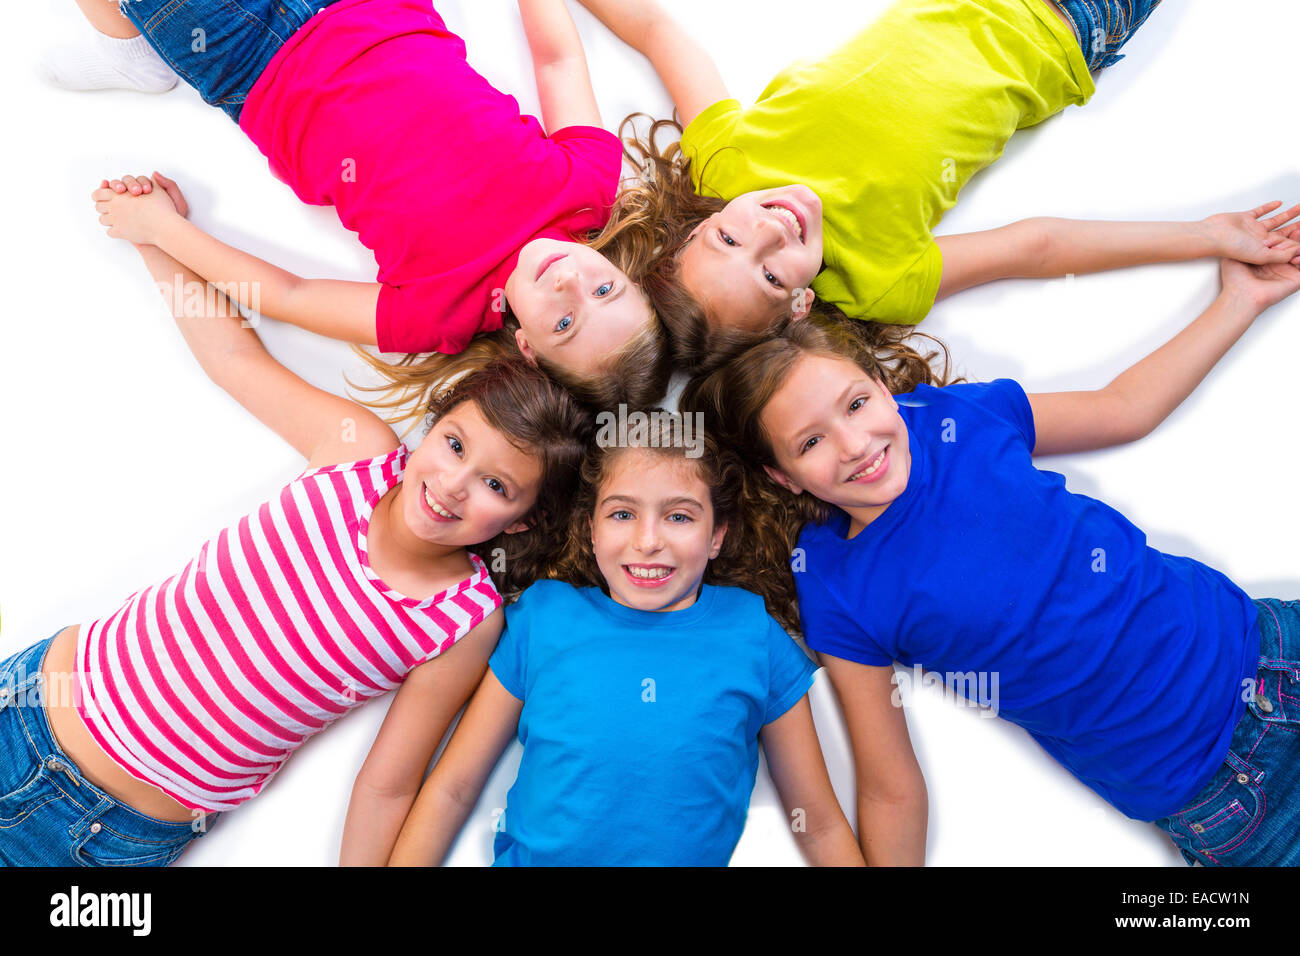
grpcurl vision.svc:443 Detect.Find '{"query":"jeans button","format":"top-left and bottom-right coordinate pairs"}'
top-left (46, 757), bottom-right (63, 772)
top-left (89, 822), bottom-right (102, 834)
top-left (1237, 773), bottom-right (1250, 785)
top-left (0, 687), bottom-right (9, 702)
top-left (1258, 696), bottom-right (1274, 714)
top-left (1191, 823), bottom-right (1205, 833)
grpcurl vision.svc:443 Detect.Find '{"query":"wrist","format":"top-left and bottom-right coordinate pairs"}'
top-left (1193, 219), bottom-right (1225, 258)
top-left (1217, 285), bottom-right (1266, 318)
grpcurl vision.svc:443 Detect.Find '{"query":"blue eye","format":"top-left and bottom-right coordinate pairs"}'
top-left (764, 268), bottom-right (781, 288)
top-left (720, 231), bottom-right (737, 246)
top-left (595, 282), bottom-right (613, 297)
top-left (611, 509), bottom-right (633, 520)
top-left (667, 513), bottom-right (692, 523)
top-left (555, 314), bottom-right (572, 333)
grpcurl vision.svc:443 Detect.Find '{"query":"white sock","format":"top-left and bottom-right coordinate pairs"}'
top-left (38, 31), bottom-right (178, 93)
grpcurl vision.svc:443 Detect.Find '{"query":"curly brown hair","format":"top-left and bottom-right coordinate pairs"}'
top-left (549, 410), bottom-right (807, 633)
top-left (352, 114), bottom-right (695, 421)
top-left (678, 316), bottom-right (957, 632)
top-left (425, 358), bottom-right (594, 602)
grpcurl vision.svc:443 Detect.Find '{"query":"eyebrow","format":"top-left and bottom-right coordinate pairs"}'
top-left (599, 494), bottom-right (705, 510)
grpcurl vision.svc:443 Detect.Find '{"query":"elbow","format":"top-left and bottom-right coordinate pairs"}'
top-left (1017, 218), bottom-right (1057, 276)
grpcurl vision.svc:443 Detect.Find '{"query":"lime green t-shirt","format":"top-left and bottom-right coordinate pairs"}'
top-left (679, 0), bottom-right (1094, 324)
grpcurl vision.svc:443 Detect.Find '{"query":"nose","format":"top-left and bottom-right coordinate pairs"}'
top-left (440, 467), bottom-right (471, 502)
top-left (552, 264), bottom-right (580, 292)
top-left (753, 214), bottom-right (787, 252)
top-left (634, 517), bottom-right (663, 553)
top-left (835, 422), bottom-right (870, 463)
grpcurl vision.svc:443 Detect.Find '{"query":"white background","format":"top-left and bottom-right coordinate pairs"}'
top-left (1, 0), bottom-right (1297, 866)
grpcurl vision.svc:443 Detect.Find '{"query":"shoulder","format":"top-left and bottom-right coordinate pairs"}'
top-left (508, 578), bottom-right (585, 617)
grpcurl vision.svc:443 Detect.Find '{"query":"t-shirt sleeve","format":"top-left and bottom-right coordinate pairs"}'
top-left (678, 99), bottom-right (743, 194)
top-left (951, 378), bottom-right (1036, 451)
top-left (855, 238), bottom-right (944, 326)
top-left (762, 617), bottom-right (818, 725)
top-left (795, 546), bottom-right (895, 667)
top-left (375, 267), bottom-right (505, 354)
top-left (488, 597), bottom-right (532, 702)
top-left (550, 124), bottom-right (624, 220)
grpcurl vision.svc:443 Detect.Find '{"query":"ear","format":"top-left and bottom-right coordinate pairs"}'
top-left (762, 463), bottom-right (803, 496)
top-left (588, 515), bottom-right (595, 545)
top-left (707, 521), bottom-right (729, 560)
top-left (789, 287), bottom-right (816, 322)
top-left (503, 519), bottom-right (531, 535)
top-left (513, 328), bottom-right (538, 365)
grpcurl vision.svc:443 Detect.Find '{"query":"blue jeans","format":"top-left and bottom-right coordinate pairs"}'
top-left (1056, 0), bottom-right (1163, 71)
top-left (0, 633), bottom-right (216, 867)
top-left (1153, 599), bottom-right (1300, 866)
top-left (117, 0), bottom-right (347, 122)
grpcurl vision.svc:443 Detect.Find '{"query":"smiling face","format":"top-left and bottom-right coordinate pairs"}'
top-left (759, 353), bottom-right (911, 536)
top-left (506, 238), bottom-right (653, 379)
top-left (398, 400), bottom-right (543, 547)
top-left (678, 185), bottom-right (825, 333)
top-left (589, 449), bottom-right (727, 613)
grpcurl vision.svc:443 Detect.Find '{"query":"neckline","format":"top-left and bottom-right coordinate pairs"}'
top-left (578, 582), bottom-right (720, 629)
top-left (352, 447), bottom-right (493, 609)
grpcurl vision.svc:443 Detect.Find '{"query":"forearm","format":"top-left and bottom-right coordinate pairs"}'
top-left (794, 814), bottom-right (866, 866)
top-left (134, 243), bottom-right (269, 379)
top-left (519, 0), bottom-right (588, 65)
top-left (1031, 217), bottom-right (1216, 277)
top-left (574, 0), bottom-right (663, 51)
top-left (387, 777), bottom-right (476, 866)
top-left (857, 791), bottom-right (927, 866)
top-left (150, 215), bottom-right (377, 343)
top-left (339, 781), bottom-right (419, 866)
top-left (1103, 289), bottom-right (1260, 440)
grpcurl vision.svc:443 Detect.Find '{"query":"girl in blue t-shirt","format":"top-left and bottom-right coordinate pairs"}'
top-left (683, 253), bottom-right (1300, 866)
top-left (388, 421), bottom-right (863, 865)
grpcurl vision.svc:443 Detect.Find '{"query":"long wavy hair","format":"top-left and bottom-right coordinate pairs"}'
top-left (550, 411), bottom-right (807, 634)
top-left (353, 114), bottom-right (704, 420)
top-left (426, 358), bottom-right (594, 602)
top-left (679, 316), bottom-right (956, 631)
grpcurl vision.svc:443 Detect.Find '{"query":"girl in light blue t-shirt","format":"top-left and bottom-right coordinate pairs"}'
top-left (389, 421), bottom-right (863, 866)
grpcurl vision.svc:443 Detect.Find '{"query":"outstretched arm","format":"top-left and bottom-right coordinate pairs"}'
top-left (935, 202), bottom-right (1300, 302)
top-left (820, 655), bottom-right (927, 866)
top-left (518, 0), bottom-right (602, 132)
top-left (760, 695), bottom-right (865, 866)
top-left (1027, 255), bottom-right (1300, 456)
top-left (341, 612), bottom-right (502, 866)
top-left (574, 0), bottom-right (727, 126)
top-left (117, 178), bottom-right (397, 466)
top-left (387, 669), bottom-right (523, 866)
top-left (94, 173), bottom-right (381, 345)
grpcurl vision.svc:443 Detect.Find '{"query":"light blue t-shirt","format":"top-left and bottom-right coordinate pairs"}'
top-left (795, 379), bottom-right (1258, 822)
top-left (488, 579), bottom-right (817, 866)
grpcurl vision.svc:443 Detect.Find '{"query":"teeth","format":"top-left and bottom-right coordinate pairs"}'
top-left (424, 487), bottom-right (458, 519)
top-left (627, 566), bottom-right (671, 579)
top-left (849, 449), bottom-right (887, 481)
top-left (766, 204), bottom-right (802, 239)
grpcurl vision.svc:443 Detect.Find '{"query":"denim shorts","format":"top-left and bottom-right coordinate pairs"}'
top-left (0, 632), bottom-right (216, 867)
top-left (1153, 599), bottom-right (1300, 866)
top-left (1055, 0), bottom-right (1162, 71)
top-left (117, 0), bottom-right (347, 122)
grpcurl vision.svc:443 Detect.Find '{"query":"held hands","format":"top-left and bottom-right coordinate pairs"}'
top-left (1220, 244), bottom-right (1300, 313)
top-left (1202, 201), bottom-right (1300, 266)
top-left (91, 171), bottom-right (189, 244)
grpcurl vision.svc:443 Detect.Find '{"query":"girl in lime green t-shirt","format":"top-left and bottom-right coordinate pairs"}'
top-left (576, 0), bottom-right (1300, 374)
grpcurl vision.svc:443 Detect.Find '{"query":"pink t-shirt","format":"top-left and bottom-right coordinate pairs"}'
top-left (239, 0), bottom-right (623, 354)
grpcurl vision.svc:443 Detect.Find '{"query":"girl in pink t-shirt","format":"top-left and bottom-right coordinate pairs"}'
top-left (62, 0), bottom-right (672, 407)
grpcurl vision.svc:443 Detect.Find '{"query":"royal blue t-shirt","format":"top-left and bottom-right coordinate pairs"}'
top-left (794, 380), bottom-right (1258, 821)
top-left (488, 579), bottom-right (817, 865)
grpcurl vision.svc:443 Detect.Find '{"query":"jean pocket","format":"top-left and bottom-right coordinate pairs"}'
top-left (71, 822), bottom-right (193, 867)
top-left (1158, 754), bottom-right (1267, 864)
top-left (0, 760), bottom-right (63, 830)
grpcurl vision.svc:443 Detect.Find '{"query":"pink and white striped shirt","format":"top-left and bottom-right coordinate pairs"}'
top-left (75, 446), bottom-right (502, 812)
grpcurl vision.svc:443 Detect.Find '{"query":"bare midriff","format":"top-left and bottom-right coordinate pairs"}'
top-left (41, 625), bottom-right (201, 823)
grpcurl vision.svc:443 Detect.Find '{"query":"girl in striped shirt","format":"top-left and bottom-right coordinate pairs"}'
top-left (0, 175), bottom-right (591, 867)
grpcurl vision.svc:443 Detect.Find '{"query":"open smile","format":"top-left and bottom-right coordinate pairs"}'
top-left (421, 482), bottom-right (461, 522)
top-left (762, 201), bottom-right (806, 243)
top-left (623, 564), bottom-right (676, 588)
top-left (846, 446), bottom-right (889, 484)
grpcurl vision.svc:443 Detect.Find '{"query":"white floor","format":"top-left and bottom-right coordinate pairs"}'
top-left (2, 0), bottom-right (1297, 866)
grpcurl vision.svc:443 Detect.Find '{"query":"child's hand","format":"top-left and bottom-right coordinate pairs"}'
top-left (1203, 201), bottom-right (1300, 266)
top-left (1220, 256), bottom-right (1300, 312)
top-left (91, 172), bottom-right (188, 244)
